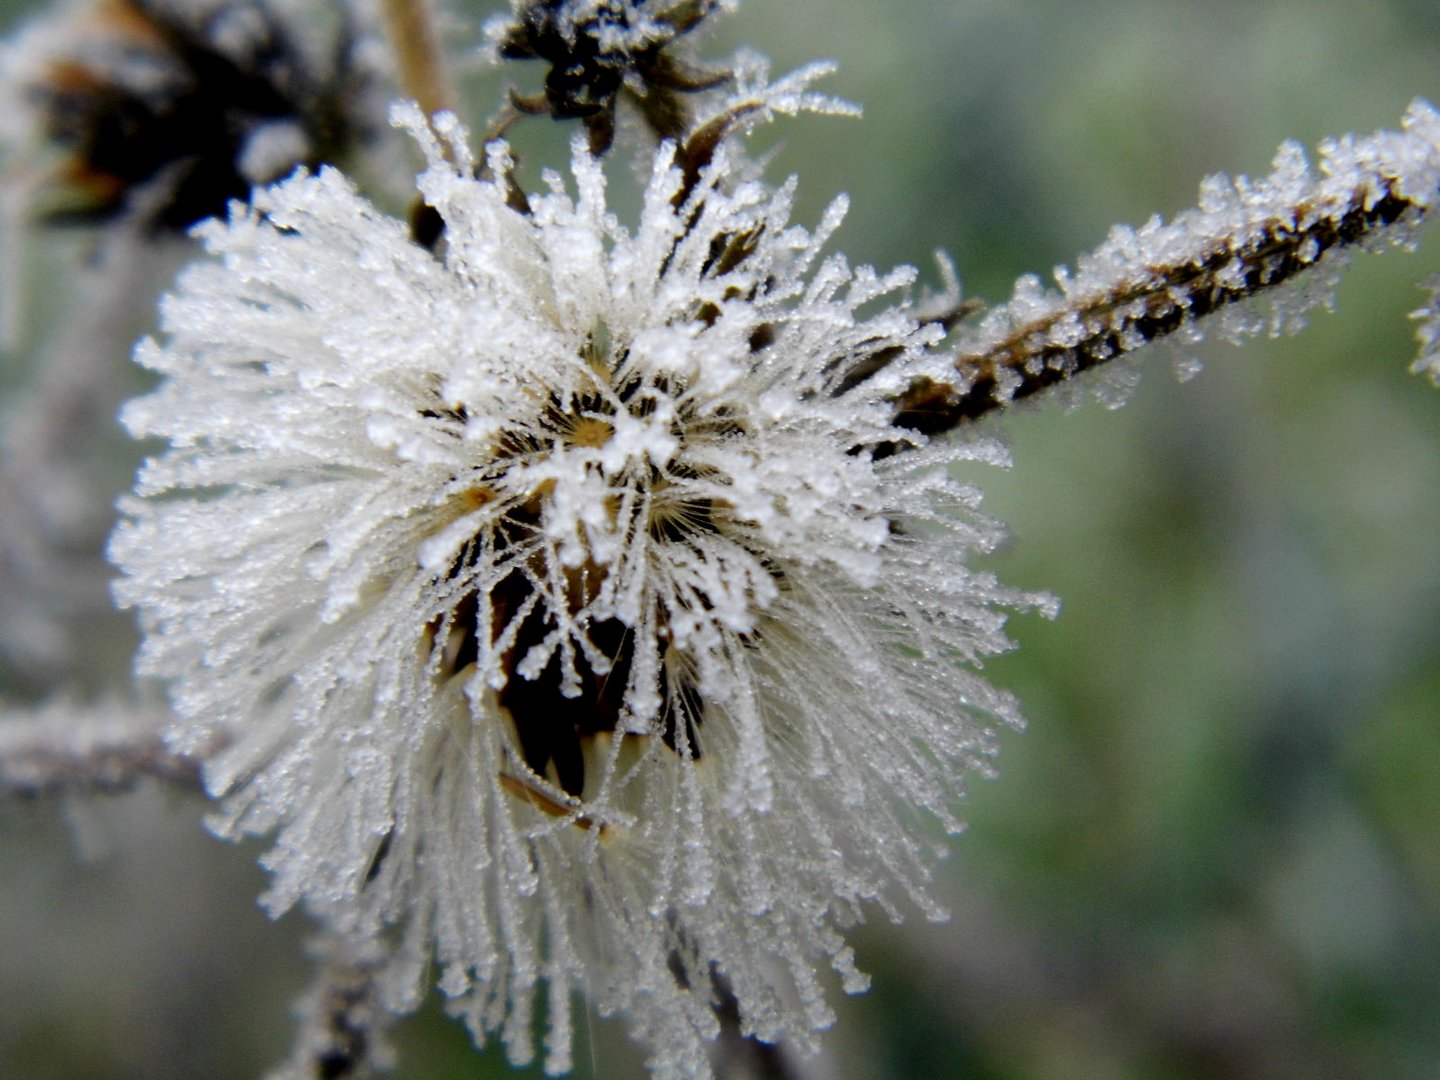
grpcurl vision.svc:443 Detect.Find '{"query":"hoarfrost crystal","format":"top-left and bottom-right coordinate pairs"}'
top-left (488, 0), bottom-right (740, 58)
top-left (1412, 273), bottom-right (1440, 383)
top-left (110, 105), bottom-right (1045, 1076)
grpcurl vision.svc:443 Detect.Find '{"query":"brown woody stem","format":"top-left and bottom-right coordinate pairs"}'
top-left (379, 0), bottom-right (455, 119)
top-left (891, 178), bottom-right (1423, 436)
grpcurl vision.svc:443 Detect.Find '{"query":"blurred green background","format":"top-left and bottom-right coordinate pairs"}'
top-left (3, 1), bottom-right (1440, 1078)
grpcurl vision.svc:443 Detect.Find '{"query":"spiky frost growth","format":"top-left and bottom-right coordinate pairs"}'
top-left (1411, 274), bottom-right (1440, 384)
top-left (895, 100), bottom-right (1440, 432)
top-left (110, 104), bottom-right (1045, 1076)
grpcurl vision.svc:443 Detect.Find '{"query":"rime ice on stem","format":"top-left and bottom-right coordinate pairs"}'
top-left (267, 934), bottom-right (396, 1080)
top-left (0, 700), bottom-right (200, 798)
top-left (1411, 273), bottom-right (1440, 384)
top-left (891, 100), bottom-right (1440, 433)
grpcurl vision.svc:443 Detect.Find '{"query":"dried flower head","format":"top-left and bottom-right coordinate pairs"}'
top-left (110, 103), bottom-right (1046, 1076)
top-left (0, 0), bottom-right (367, 229)
top-left (490, 0), bottom-right (736, 151)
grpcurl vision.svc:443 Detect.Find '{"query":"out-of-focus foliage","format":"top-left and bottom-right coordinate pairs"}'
top-left (2, 1), bottom-right (1439, 1078)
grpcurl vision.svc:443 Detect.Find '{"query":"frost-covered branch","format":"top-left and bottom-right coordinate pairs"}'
top-left (0, 700), bottom-right (202, 798)
top-left (893, 100), bottom-right (1440, 433)
top-left (268, 935), bottom-right (395, 1080)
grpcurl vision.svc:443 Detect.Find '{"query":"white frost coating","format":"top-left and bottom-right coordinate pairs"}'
top-left (111, 106), bottom-right (1045, 1078)
top-left (485, 0), bottom-right (742, 60)
top-left (950, 100), bottom-right (1440, 404)
top-left (1411, 274), bottom-right (1440, 384)
top-left (0, 697), bottom-right (187, 794)
top-left (265, 933), bottom-right (397, 1080)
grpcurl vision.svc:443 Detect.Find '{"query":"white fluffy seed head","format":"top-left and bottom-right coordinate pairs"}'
top-left (110, 106), bottom-right (1045, 1077)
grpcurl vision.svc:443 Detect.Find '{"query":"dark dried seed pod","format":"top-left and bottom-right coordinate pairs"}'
top-left (4, 0), bottom-right (373, 231)
top-left (491, 0), bottom-right (732, 153)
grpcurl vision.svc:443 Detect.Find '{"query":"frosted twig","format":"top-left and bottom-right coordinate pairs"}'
top-left (0, 700), bottom-right (204, 798)
top-left (267, 934), bottom-right (395, 1080)
top-left (892, 100), bottom-right (1440, 433)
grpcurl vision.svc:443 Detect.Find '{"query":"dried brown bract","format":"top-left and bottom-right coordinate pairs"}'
top-left (492, 0), bottom-right (732, 153)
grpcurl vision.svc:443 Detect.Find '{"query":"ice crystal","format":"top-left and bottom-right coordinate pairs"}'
top-left (1411, 273), bottom-right (1440, 384)
top-left (0, 697), bottom-right (186, 797)
top-left (489, 0), bottom-right (739, 59)
top-left (110, 104), bottom-right (1046, 1076)
top-left (265, 933), bottom-right (396, 1080)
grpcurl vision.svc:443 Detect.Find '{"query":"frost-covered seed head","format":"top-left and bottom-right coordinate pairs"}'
top-left (111, 104), bottom-right (1046, 1077)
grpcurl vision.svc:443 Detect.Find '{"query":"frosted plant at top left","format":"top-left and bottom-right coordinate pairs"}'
top-left (0, 0), bottom-right (393, 693)
top-left (0, 0), bottom-right (381, 229)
